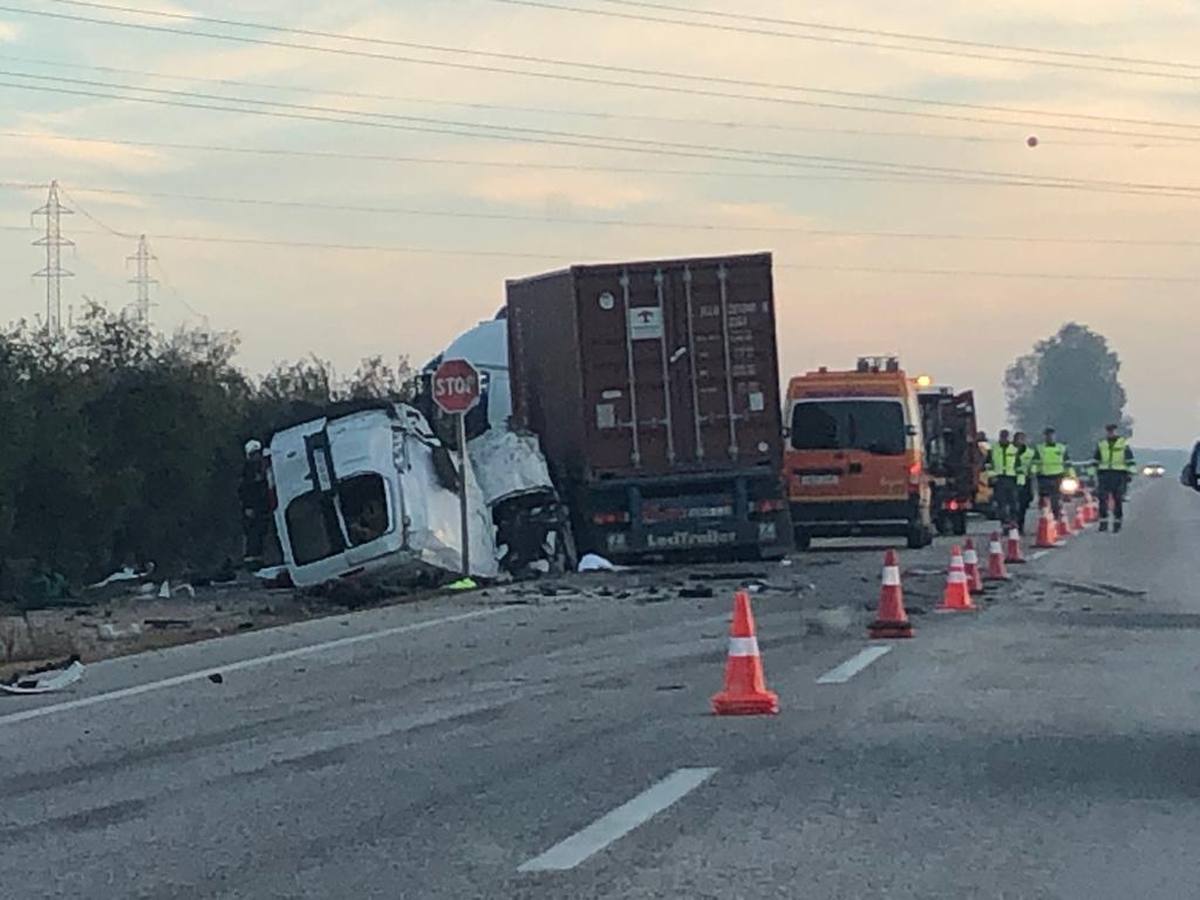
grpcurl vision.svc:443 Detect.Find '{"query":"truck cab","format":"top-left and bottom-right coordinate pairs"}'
top-left (784, 357), bottom-right (933, 549)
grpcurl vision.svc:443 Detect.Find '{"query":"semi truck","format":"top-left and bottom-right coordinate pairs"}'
top-left (505, 252), bottom-right (791, 561)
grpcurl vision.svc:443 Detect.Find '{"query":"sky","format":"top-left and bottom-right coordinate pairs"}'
top-left (0, 0), bottom-right (1198, 446)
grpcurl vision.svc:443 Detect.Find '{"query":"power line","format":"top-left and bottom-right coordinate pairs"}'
top-left (584, 0), bottom-right (1200, 72)
top-left (8, 2), bottom-right (1200, 139)
top-left (40, 181), bottom-right (1200, 240)
top-left (3, 73), bottom-right (1200, 199)
top-left (12, 179), bottom-right (1200, 247)
top-left (27, 225), bottom-right (1200, 283)
top-left (491, 0), bottom-right (1200, 82)
top-left (4, 52), bottom-right (1165, 148)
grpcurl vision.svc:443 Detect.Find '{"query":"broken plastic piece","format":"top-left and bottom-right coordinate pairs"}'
top-left (157, 581), bottom-right (171, 599)
top-left (578, 553), bottom-right (625, 573)
top-left (446, 578), bottom-right (479, 591)
top-left (0, 658), bottom-right (84, 694)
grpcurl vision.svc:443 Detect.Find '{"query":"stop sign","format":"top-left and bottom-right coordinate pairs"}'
top-left (432, 358), bottom-right (481, 415)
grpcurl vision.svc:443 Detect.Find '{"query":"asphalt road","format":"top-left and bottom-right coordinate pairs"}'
top-left (2, 479), bottom-right (1198, 898)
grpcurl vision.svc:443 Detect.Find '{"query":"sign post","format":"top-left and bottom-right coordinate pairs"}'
top-left (432, 358), bottom-right (482, 577)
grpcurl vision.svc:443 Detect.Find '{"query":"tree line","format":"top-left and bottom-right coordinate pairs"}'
top-left (0, 304), bottom-right (411, 591)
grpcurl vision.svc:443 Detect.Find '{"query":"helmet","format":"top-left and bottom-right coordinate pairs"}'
top-left (244, 439), bottom-right (263, 457)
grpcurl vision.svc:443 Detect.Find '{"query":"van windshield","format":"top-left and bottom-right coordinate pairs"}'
top-left (791, 400), bottom-right (906, 455)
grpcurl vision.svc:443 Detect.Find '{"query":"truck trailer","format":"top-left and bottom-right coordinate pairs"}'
top-left (505, 252), bottom-right (791, 560)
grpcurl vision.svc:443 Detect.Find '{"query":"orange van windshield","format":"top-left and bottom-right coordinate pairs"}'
top-left (790, 399), bottom-right (906, 455)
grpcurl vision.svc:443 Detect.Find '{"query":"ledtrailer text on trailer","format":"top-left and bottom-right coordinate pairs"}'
top-left (506, 252), bottom-right (791, 561)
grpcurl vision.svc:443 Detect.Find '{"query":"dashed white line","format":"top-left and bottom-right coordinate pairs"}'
top-left (0, 607), bottom-right (512, 727)
top-left (816, 645), bottom-right (893, 684)
top-left (518, 767), bottom-right (719, 872)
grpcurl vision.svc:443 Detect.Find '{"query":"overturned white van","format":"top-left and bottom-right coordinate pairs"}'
top-left (268, 401), bottom-right (500, 587)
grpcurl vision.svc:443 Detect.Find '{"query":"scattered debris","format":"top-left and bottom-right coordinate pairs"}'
top-left (143, 618), bottom-right (192, 631)
top-left (0, 657), bottom-right (84, 694)
top-left (88, 564), bottom-right (155, 589)
top-left (157, 581), bottom-right (171, 600)
top-left (96, 622), bottom-right (143, 641)
top-left (254, 566), bottom-right (293, 589)
top-left (578, 553), bottom-right (621, 573)
top-left (446, 578), bottom-right (479, 592)
top-left (679, 585), bottom-right (715, 599)
top-left (207, 672), bottom-right (224, 685)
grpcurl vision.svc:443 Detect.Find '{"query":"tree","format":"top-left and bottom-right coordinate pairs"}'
top-left (1005, 322), bottom-right (1131, 454)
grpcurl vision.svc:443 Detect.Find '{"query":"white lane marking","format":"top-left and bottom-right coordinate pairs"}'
top-left (518, 767), bottom-right (719, 872)
top-left (1031, 550), bottom-right (1049, 561)
top-left (0, 607), bottom-right (511, 727)
top-left (816, 645), bottom-right (893, 685)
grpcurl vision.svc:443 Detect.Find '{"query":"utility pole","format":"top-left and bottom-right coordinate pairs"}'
top-left (32, 180), bottom-right (74, 336)
top-left (127, 234), bottom-right (157, 324)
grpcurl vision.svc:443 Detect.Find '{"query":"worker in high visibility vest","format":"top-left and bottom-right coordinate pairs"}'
top-left (1013, 431), bottom-right (1036, 535)
top-left (1093, 423), bottom-right (1135, 532)
top-left (1032, 427), bottom-right (1074, 524)
top-left (986, 429), bottom-right (1021, 529)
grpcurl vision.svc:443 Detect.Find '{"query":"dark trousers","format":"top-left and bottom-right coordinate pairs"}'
top-left (992, 476), bottom-right (1019, 527)
top-left (1037, 475), bottom-right (1063, 520)
top-left (1098, 472), bottom-right (1128, 521)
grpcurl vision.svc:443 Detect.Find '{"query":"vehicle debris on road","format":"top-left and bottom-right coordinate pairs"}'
top-left (0, 656), bottom-right (84, 694)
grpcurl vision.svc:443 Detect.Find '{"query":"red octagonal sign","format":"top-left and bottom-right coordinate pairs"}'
top-left (432, 358), bottom-right (482, 415)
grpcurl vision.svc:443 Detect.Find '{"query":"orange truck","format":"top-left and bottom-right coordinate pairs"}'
top-left (783, 357), bottom-right (935, 549)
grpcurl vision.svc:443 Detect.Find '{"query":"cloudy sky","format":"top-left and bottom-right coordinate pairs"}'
top-left (0, 0), bottom-right (1198, 446)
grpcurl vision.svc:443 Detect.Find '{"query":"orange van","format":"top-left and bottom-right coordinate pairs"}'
top-left (783, 357), bottom-right (933, 549)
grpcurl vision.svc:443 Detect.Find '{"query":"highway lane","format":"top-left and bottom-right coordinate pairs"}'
top-left (0, 483), bottom-right (1195, 897)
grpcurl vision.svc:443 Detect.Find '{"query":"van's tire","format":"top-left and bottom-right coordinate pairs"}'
top-left (906, 523), bottom-right (934, 549)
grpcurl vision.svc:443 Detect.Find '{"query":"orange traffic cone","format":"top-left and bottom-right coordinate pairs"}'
top-left (1059, 506), bottom-right (1075, 537)
top-left (869, 549), bottom-right (913, 639)
top-left (1005, 527), bottom-right (1027, 564)
top-left (1085, 493), bottom-right (1098, 523)
top-left (986, 532), bottom-right (1011, 581)
top-left (1035, 500), bottom-right (1058, 549)
top-left (711, 592), bottom-right (779, 715)
top-left (1073, 503), bottom-right (1087, 532)
top-left (962, 538), bottom-right (985, 592)
top-left (938, 546), bottom-right (977, 612)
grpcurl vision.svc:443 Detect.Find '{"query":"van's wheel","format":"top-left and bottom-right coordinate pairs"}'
top-left (907, 524), bottom-right (934, 549)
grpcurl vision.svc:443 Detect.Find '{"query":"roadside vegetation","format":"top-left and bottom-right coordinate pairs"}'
top-left (0, 304), bottom-right (410, 594)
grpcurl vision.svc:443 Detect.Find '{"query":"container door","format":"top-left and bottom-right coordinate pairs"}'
top-left (666, 259), bottom-right (780, 471)
top-left (788, 398), bottom-right (910, 500)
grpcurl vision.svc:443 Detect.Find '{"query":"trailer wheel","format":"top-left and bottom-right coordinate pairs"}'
top-left (951, 511), bottom-right (968, 536)
top-left (794, 529), bottom-right (812, 551)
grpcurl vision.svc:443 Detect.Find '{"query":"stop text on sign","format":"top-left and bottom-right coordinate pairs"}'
top-left (432, 358), bottom-right (482, 414)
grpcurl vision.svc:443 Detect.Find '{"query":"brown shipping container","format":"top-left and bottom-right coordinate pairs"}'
top-left (506, 252), bottom-right (789, 557)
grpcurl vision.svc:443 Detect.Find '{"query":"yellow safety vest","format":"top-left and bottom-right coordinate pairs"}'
top-left (1015, 447), bottom-right (1035, 486)
top-left (989, 444), bottom-right (1019, 478)
top-left (1035, 443), bottom-right (1069, 476)
top-left (1097, 437), bottom-right (1131, 472)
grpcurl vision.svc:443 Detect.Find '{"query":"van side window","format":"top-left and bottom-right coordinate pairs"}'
top-left (340, 474), bottom-right (390, 546)
top-left (285, 493), bottom-right (343, 565)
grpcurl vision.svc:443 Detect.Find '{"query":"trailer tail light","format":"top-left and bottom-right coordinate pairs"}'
top-left (592, 511), bottom-right (631, 526)
top-left (908, 462), bottom-right (922, 486)
top-left (755, 498), bottom-right (786, 514)
top-left (946, 499), bottom-right (960, 511)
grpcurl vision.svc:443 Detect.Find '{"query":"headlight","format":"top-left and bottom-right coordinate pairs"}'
top-left (1142, 466), bottom-right (1153, 476)
top-left (1060, 476), bottom-right (1080, 494)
